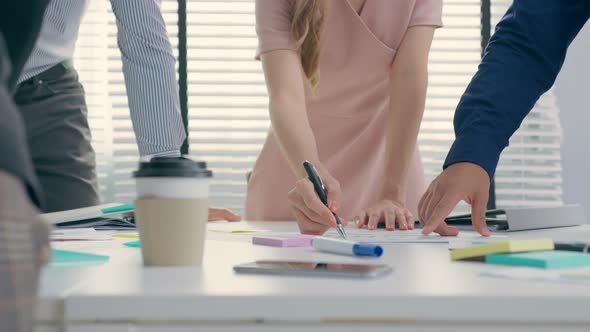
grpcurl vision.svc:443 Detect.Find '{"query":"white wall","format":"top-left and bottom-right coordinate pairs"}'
top-left (554, 22), bottom-right (590, 219)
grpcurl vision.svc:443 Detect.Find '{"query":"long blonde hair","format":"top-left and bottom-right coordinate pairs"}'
top-left (291, 0), bottom-right (326, 94)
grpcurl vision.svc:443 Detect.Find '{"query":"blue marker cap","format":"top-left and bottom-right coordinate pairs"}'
top-left (352, 243), bottom-right (383, 257)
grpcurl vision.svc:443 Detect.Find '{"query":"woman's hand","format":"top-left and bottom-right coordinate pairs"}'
top-left (288, 167), bottom-right (347, 235)
top-left (355, 200), bottom-right (415, 231)
top-left (208, 207), bottom-right (241, 222)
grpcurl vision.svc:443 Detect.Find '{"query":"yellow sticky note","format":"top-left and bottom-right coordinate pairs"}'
top-left (209, 229), bottom-right (260, 234)
top-left (451, 239), bottom-right (554, 261)
top-left (562, 273), bottom-right (590, 280)
top-left (113, 233), bottom-right (139, 239)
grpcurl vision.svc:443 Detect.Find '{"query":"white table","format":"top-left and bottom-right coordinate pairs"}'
top-left (38, 222), bottom-right (590, 332)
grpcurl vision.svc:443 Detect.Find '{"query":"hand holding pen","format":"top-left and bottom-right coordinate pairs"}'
top-left (287, 161), bottom-right (348, 237)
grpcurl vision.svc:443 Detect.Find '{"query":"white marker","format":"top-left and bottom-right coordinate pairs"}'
top-left (311, 237), bottom-right (383, 257)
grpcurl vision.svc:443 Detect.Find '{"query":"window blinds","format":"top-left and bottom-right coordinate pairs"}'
top-left (74, 0), bottom-right (112, 200)
top-left (187, 0), bottom-right (485, 214)
top-left (186, 0), bottom-right (267, 211)
top-left (75, 0), bottom-right (562, 213)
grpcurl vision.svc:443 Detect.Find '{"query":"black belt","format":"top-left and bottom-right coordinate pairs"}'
top-left (18, 60), bottom-right (74, 87)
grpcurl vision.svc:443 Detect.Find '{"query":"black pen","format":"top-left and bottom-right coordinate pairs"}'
top-left (302, 161), bottom-right (347, 239)
top-left (554, 242), bottom-right (590, 253)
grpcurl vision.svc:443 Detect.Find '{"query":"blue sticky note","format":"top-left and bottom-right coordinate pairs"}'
top-left (486, 250), bottom-right (590, 269)
top-left (124, 240), bottom-right (141, 248)
top-left (50, 249), bottom-right (109, 267)
top-left (101, 203), bottom-right (134, 214)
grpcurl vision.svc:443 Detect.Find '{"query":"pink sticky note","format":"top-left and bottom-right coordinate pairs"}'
top-left (252, 234), bottom-right (315, 247)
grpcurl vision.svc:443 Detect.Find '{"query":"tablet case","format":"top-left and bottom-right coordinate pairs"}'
top-left (445, 205), bottom-right (585, 232)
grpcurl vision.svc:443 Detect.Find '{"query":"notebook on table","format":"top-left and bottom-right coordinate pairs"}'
top-left (43, 203), bottom-right (135, 230)
top-left (444, 205), bottom-right (584, 232)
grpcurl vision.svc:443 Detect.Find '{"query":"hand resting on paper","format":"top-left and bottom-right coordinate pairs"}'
top-left (208, 207), bottom-right (241, 222)
top-left (418, 162), bottom-right (490, 237)
top-left (355, 199), bottom-right (415, 231)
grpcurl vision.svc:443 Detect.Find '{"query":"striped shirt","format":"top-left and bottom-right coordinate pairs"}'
top-left (19, 0), bottom-right (185, 157)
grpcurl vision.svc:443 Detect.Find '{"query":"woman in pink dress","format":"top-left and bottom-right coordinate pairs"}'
top-left (246, 0), bottom-right (442, 234)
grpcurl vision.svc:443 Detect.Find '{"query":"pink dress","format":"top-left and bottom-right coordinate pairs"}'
top-left (246, 0), bottom-right (443, 221)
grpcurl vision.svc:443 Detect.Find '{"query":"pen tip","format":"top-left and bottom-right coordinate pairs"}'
top-left (337, 225), bottom-right (347, 240)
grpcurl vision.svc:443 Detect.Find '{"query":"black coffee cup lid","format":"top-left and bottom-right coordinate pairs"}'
top-left (133, 157), bottom-right (213, 178)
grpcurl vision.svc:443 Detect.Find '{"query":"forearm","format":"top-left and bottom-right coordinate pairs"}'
top-left (381, 72), bottom-right (427, 202)
top-left (111, 0), bottom-right (186, 156)
top-left (121, 50), bottom-right (185, 156)
top-left (269, 95), bottom-right (321, 179)
top-left (261, 50), bottom-right (322, 179)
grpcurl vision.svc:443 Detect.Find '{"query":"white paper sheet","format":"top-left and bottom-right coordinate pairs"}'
top-left (482, 267), bottom-right (590, 285)
top-left (324, 228), bottom-right (505, 243)
top-left (447, 237), bottom-right (508, 250)
top-left (205, 223), bottom-right (272, 243)
top-left (50, 228), bottom-right (113, 241)
top-left (43, 203), bottom-right (121, 224)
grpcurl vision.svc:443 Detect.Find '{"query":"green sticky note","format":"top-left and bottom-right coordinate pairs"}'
top-left (124, 240), bottom-right (141, 248)
top-left (50, 249), bottom-right (109, 266)
top-left (486, 250), bottom-right (590, 269)
top-left (101, 203), bottom-right (134, 214)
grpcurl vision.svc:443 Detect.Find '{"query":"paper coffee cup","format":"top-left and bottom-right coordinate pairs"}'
top-left (133, 157), bottom-right (212, 266)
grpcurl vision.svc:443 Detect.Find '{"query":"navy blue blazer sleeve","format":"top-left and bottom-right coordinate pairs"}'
top-left (444, 0), bottom-right (590, 178)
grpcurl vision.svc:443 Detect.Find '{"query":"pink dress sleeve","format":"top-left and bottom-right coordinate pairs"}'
top-left (255, 0), bottom-right (297, 59)
top-left (409, 0), bottom-right (443, 28)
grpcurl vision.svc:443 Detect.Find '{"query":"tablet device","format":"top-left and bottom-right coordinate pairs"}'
top-left (234, 260), bottom-right (392, 279)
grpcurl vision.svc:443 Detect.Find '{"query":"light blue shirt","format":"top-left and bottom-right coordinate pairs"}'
top-left (20, 0), bottom-right (185, 157)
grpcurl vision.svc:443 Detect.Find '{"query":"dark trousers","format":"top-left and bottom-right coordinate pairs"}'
top-left (14, 62), bottom-right (100, 213)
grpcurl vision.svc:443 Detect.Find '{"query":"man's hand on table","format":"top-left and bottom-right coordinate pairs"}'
top-left (418, 162), bottom-right (491, 237)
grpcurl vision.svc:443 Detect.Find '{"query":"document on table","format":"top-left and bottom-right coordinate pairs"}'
top-left (51, 228), bottom-right (113, 241)
top-left (207, 223), bottom-right (271, 233)
top-left (324, 228), bottom-right (505, 244)
top-left (204, 222), bottom-right (505, 244)
top-left (43, 204), bottom-right (116, 224)
top-left (206, 223), bottom-right (272, 242)
top-left (482, 267), bottom-right (590, 285)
